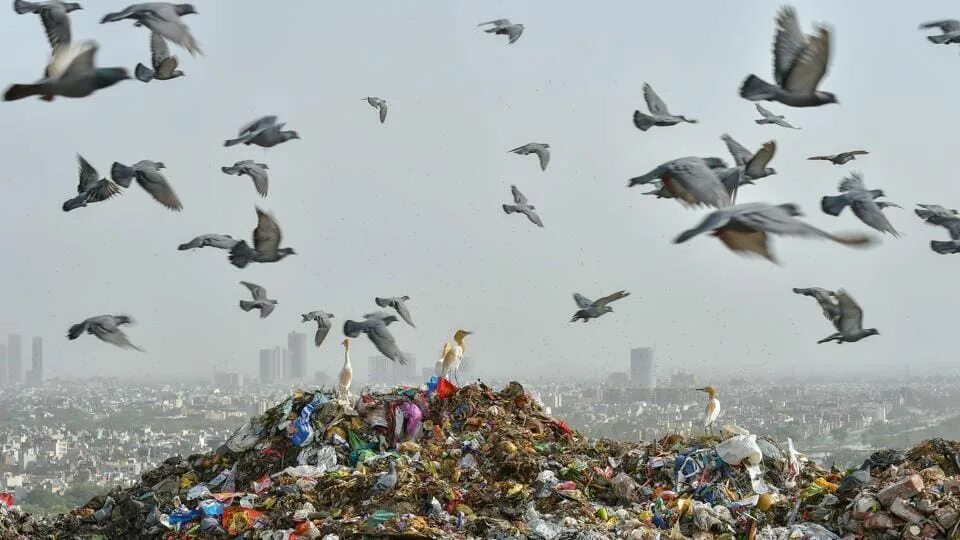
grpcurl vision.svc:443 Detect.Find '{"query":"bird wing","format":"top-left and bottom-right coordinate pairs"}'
top-left (510, 185), bottom-right (527, 205)
top-left (522, 208), bottom-right (544, 227)
top-left (851, 198), bottom-right (899, 236)
top-left (136, 170), bottom-right (182, 211)
top-left (378, 102), bottom-right (387, 123)
top-left (149, 31), bottom-right (171, 68)
top-left (40, 4), bottom-right (72, 52)
top-left (838, 171), bottom-right (866, 192)
top-left (704, 399), bottom-right (720, 426)
top-left (240, 281), bottom-right (267, 300)
top-left (368, 322), bottom-right (406, 365)
top-left (142, 13), bottom-right (201, 55)
top-left (775, 118), bottom-right (799, 129)
top-left (536, 147), bottom-right (549, 170)
top-left (395, 301), bottom-right (415, 327)
top-left (594, 290), bottom-right (630, 307)
top-left (835, 290), bottom-right (865, 334)
top-left (643, 83), bottom-right (670, 115)
top-left (507, 25), bottom-right (523, 44)
top-left (88, 179), bottom-right (122, 203)
top-left (745, 142), bottom-right (776, 178)
top-left (77, 154), bottom-right (100, 193)
top-left (573, 293), bottom-right (594, 309)
top-left (253, 207), bottom-right (282, 254)
top-left (661, 158), bottom-right (731, 208)
top-left (247, 166), bottom-right (269, 197)
top-left (793, 287), bottom-right (840, 322)
top-left (53, 40), bottom-right (97, 79)
top-left (721, 134), bottom-right (753, 167)
top-left (736, 204), bottom-right (873, 246)
top-left (478, 18), bottom-right (509, 27)
top-left (784, 27), bottom-right (831, 94)
top-left (673, 207), bottom-right (736, 244)
top-left (920, 19), bottom-right (960, 32)
top-left (844, 150), bottom-right (869, 157)
top-left (90, 324), bottom-right (142, 351)
top-left (259, 302), bottom-right (275, 319)
top-left (314, 324), bottom-right (330, 347)
top-left (772, 6), bottom-right (808, 86)
top-left (807, 155), bottom-right (833, 161)
top-left (238, 116), bottom-right (277, 136)
top-left (755, 104), bottom-right (776, 119)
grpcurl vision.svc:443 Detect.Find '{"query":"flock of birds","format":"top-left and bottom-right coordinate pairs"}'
top-left (9, 3), bottom-right (960, 402)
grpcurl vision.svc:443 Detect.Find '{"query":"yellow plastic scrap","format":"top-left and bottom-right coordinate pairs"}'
top-left (179, 471), bottom-right (198, 489)
top-left (814, 477), bottom-right (838, 492)
top-left (325, 426), bottom-right (347, 442)
top-left (675, 497), bottom-right (692, 517)
top-left (263, 497), bottom-right (277, 509)
top-left (505, 483), bottom-right (524, 497)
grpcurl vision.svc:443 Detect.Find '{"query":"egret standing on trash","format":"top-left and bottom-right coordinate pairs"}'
top-left (440, 330), bottom-right (472, 384)
top-left (338, 338), bottom-right (352, 400)
top-left (698, 386), bottom-right (720, 435)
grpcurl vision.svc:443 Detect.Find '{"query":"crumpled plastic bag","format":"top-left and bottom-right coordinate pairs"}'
top-left (225, 422), bottom-right (263, 453)
top-left (692, 501), bottom-right (733, 532)
top-left (524, 502), bottom-right (563, 540)
top-left (717, 434), bottom-right (762, 466)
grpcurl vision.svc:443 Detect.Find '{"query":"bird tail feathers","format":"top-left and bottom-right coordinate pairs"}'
top-left (502, 204), bottom-right (518, 214)
top-left (374, 297), bottom-right (389, 308)
top-left (739, 74), bottom-right (778, 101)
top-left (3, 83), bottom-right (43, 102)
top-left (632, 111), bottom-right (656, 131)
top-left (110, 162), bottom-right (135, 187)
top-left (343, 320), bottom-right (364, 338)
top-left (67, 323), bottom-right (85, 340)
top-left (827, 232), bottom-right (876, 248)
top-left (928, 34), bottom-right (952, 44)
top-left (931, 240), bottom-right (960, 254)
top-left (134, 63), bottom-right (155, 83)
top-left (62, 195), bottom-right (86, 212)
top-left (100, 11), bottom-right (127, 23)
top-left (820, 195), bottom-right (849, 216)
top-left (223, 134), bottom-right (251, 147)
top-left (673, 228), bottom-right (701, 244)
top-left (228, 241), bottom-right (254, 268)
top-left (13, 0), bottom-right (39, 14)
top-left (239, 300), bottom-right (256, 312)
top-left (301, 313), bottom-right (310, 322)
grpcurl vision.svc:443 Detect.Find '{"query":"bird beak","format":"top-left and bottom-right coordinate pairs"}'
top-left (465, 331), bottom-right (474, 336)
top-left (696, 387), bottom-right (706, 392)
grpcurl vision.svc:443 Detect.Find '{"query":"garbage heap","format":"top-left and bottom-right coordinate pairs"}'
top-left (2, 382), bottom-right (960, 539)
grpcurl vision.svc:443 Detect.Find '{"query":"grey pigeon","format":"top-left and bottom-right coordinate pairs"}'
top-left (343, 312), bottom-right (408, 365)
top-left (739, 6), bottom-right (838, 107)
top-left (370, 461), bottom-right (398, 494)
top-left (721, 134), bottom-right (777, 183)
top-left (808, 150), bottom-right (868, 165)
top-left (100, 3), bottom-right (201, 56)
top-left (836, 461), bottom-right (871, 499)
top-left (919, 20), bottom-right (960, 50)
top-left (478, 18), bottom-right (524, 44)
top-left (628, 157), bottom-right (733, 208)
top-left (111, 160), bottom-right (182, 211)
top-left (816, 289), bottom-right (879, 344)
top-left (238, 281), bottom-right (276, 319)
top-left (754, 104), bottom-right (800, 129)
top-left (792, 287), bottom-right (841, 326)
top-left (502, 185), bottom-right (544, 227)
top-left (675, 202), bottom-right (875, 263)
top-left (820, 172), bottom-right (899, 236)
top-left (508, 143), bottom-right (550, 171)
top-left (571, 290), bottom-right (630, 323)
top-left (640, 159), bottom-right (730, 200)
top-left (13, 0), bottom-right (81, 52)
top-left (178, 234), bottom-right (238, 251)
top-left (301, 311), bottom-right (335, 347)
top-left (915, 204), bottom-right (960, 254)
top-left (4, 40), bottom-right (130, 101)
top-left (224, 116), bottom-right (300, 148)
top-left (633, 83), bottom-right (698, 131)
top-left (68, 315), bottom-right (143, 351)
top-left (229, 207), bottom-right (296, 268)
top-left (135, 31), bottom-right (183, 82)
top-left (62, 154), bottom-right (122, 212)
top-left (221, 160), bottom-right (269, 197)
top-left (375, 296), bottom-right (416, 328)
top-left (363, 97), bottom-right (388, 123)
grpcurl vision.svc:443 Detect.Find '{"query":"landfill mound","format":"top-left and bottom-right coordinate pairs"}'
top-left (2, 382), bottom-right (960, 539)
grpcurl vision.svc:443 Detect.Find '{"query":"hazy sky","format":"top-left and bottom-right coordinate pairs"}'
top-left (2, 1), bottom-right (959, 383)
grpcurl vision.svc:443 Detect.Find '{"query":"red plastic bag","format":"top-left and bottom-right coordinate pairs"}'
top-left (222, 507), bottom-right (265, 535)
top-left (0, 492), bottom-right (13, 509)
top-left (437, 378), bottom-right (458, 399)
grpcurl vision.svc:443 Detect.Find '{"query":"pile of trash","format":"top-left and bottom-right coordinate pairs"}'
top-left (2, 381), bottom-right (959, 539)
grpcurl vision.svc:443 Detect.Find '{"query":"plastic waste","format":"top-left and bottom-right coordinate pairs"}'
top-left (186, 484), bottom-right (212, 501)
top-left (290, 394), bottom-right (328, 446)
top-left (199, 499), bottom-right (225, 518)
top-left (717, 434), bottom-right (763, 466)
top-left (293, 502), bottom-right (316, 521)
top-left (524, 502), bottom-right (563, 540)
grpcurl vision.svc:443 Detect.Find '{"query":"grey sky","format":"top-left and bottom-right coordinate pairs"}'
top-left (1, 1), bottom-right (958, 382)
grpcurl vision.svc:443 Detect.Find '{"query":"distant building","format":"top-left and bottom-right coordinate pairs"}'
top-left (27, 337), bottom-right (42, 385)
top-left (421, 367), bottom-right (435, 381)
top-left (391, 354), bottom-right (416, 385)
top-left (7, 335), bottom-right (21, 385)
top-left (668, 370), bottom-right (696, 388)
top-left (213, 371), bottom-right (240, 388)
top-left (258, 349), bottom-right (275, 383)
top-left (0, 345), bottom-right (6, 386)
top-left (274, 347), bottom-right (284, 381)
top-left (368, 356), bottom-right (389, 385)
top-left (287, 332), bottom-right (307, 380)
top-left (313, 371), bottom-right (331, 386)
top-left (606, 371), bottom-right (630, 387)
top-left (630, 347), bottom-right (655, 388)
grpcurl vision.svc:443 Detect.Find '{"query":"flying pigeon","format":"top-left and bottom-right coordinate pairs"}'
top-left (739, 6), bottom-right (838, 107)
top-left (178, 234), bottom-right (238, 251)
top-left (816, 289), bottom-right (879, 344)
top-left (363, 97), bottom-right (388, 124)
top-left (221, 160), bottom-right (269, 197)
top-left (754, 104), bottom-right (800, 129)
top-left (919, 20), bottom-right (960, 50)
top-left (13, 0), bottom-right (81, 52)
top-left (808, 150), bottom-right (868, 165)
top-left (628, 157), bottom-right (734, 208)
top-left (502, 185), bottom-right (544, 227)
top-left (301, 311), bottom-right (335, 347)
top-left (111, 160), bottom-right (182, 211)
top-left (721, 134), bottom-right (777, 182)
top-left (4, 41), bottom-right (130, 101)
top-left (674, 202), bottom-right (875, 263)
top-left (100, 2), bottom-right (201, 56)
top-left (229, 207), bottom-right (296, 268)
top-left (343, 312), bottom-right (408, 365)
top-left (571, 291), bottom-right (630, 322)
top-left (915, 204), bottom-right (960, 254)
top-left (508, 143), bottom-right (550, 171)
top-left (135, 31), bottom-right (183, 82)
top-left (238, 281), bottom-right (276, 319)
top-left (792, 287), bottom-right (841, 326)
top-left (639, 160), bottom-right (731, 200)
top-left (370, 461), bottom-right (398, 494)
top-left (633, 83), bottom-right (698, 131)
top-left (375, 296), bottom-right (416, 327)
top-left (224, 116), bottom-right (300, 148)
top-left (478, 18), bottom-right (523, 44)
top-left (67, 315), bottom-right (143, 351)
top-left (62, 154), bottom-right (122, 212)
top-left (820, 172), bottom-right (899, 236)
